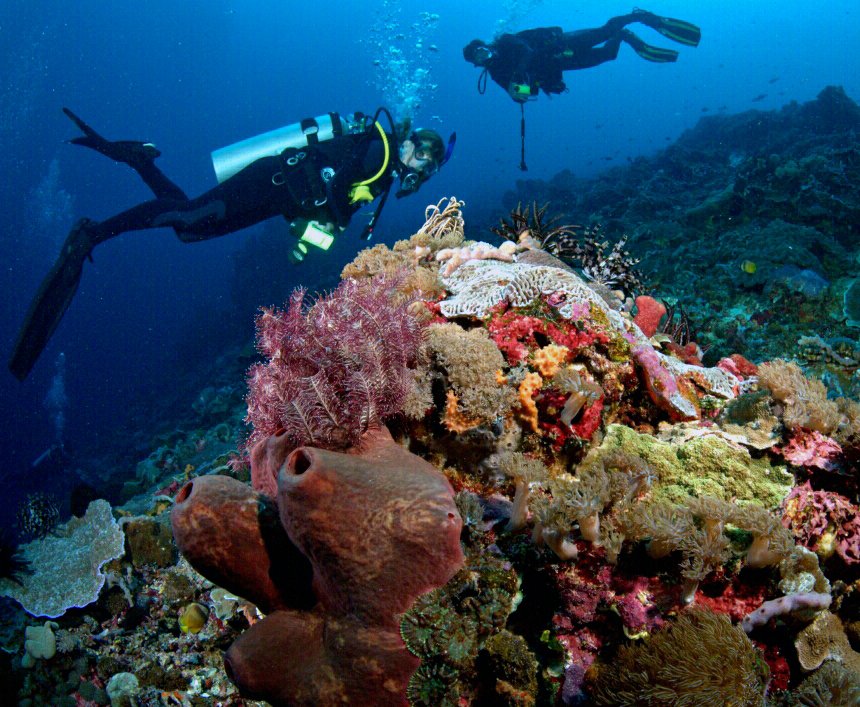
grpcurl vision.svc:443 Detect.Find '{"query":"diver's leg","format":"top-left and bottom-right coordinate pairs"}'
top-left (63, 108), bottom-right (188, 200)
top-left (9, 194), bottom-right (227, 380)
top-left (9, 159), bottom-right (288, 379)
top-left (560, 14), bottom-right (640, 50)
top-left (559, 34), bottom-right (625, 70)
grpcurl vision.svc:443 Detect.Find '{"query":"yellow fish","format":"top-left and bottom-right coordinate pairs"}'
top-left (740, 260), bottom-right (757, 274)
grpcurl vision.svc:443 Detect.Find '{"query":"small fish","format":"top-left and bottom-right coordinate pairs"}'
top-left (740, 260), bottom-right (757, 274)
top-left (768, 76), bottom-right (780, 84)
top-left (701, 106), bottom-right (710, 112)
top-left (751, 93), bottom-right (767, 102)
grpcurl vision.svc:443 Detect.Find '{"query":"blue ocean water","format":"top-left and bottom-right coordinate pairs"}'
top-left (0, 0), bottom-right (857, 528)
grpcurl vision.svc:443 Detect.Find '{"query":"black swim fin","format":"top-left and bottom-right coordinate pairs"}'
top-left (633, 9), bottom-right (701, 47)
top-left (63, 107), bottom-right (161, 168)
top-left (621, 30), bottom-right (679, 63)
top-left (8, 219), bottom-right (96, 381)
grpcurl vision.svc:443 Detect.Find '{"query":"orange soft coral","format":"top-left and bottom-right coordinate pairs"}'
top-left (517, 372), bottom-right (543, 433)
top-left (530, 344), bottom-right (570, 377)
top-left (442, 391), bottom-right (483, 434)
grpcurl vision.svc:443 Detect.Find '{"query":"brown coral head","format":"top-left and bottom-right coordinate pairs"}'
top-left (277, 428), bottom-right (465, 627)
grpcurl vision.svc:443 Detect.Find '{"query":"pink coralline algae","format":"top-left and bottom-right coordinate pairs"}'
top-left (245, 275), bottom-right (425, 496)
top-left (782, 481), bottom-right (860, 564)
top-left (776, 428), bottom-right (843, 472)
top-left (631, 344), bottom-right (698, 421)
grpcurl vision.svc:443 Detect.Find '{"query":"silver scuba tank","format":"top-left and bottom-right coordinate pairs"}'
top-left (211, 112), bottom-right (351, 183)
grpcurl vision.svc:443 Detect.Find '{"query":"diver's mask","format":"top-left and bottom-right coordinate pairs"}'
top-left (395, 131), bottom-right (456, 198)
top-left (473, 45), bottom-right (494, 65)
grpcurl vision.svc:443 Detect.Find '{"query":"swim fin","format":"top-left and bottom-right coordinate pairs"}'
top-left (63, 107), bottom-right (161, 168)
top-left (621, 30), bottom-right (679, 63)
top-left (8, 219), bottom-right (96, 381)
top-left (632, 9), bottom-right (701, 47)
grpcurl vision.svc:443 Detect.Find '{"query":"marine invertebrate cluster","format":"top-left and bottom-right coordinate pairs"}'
top-left (424, 323), bottom-right (513, 431)
top-left (782, 481), bottom-right (860, 565)
top-left (246, 274), bottom-right (426, 495)
top-left (757, 359), bottom-right (842, 434)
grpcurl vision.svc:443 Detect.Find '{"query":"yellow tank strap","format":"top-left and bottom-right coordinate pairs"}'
top-left (348, 121), bottom-right (390, 204)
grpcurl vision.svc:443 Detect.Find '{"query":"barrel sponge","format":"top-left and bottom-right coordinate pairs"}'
top-left (0, 500), bottom-right (125, 618)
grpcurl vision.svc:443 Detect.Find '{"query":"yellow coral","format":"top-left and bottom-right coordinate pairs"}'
top-left (517, 372), bottom-right (543, 433)
top-left (530, 344), bottom-right (570, 378)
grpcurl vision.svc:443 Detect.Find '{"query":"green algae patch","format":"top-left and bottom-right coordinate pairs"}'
top-left (593, 424), bottom-right (793, 508)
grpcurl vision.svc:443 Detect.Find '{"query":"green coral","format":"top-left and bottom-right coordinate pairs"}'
top-left (483, 630), bottom-right (539, 707)
top-left (406, 660), bottom-right (460, 707)
top-left (593, 424), bottom-right (793, 508)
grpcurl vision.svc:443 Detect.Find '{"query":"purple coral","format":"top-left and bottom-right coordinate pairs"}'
top-left (782, 481), bottom-right (860, 565)
top-left (245, 275), bottom-right (425, 453)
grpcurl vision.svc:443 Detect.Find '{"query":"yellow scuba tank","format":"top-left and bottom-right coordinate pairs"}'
top-left (211, 112), bottom-right (367, 183)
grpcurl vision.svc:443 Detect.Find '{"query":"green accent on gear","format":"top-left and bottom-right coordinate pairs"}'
top-left (630, 40), bottom-right (678, 63)
top-left (653, 17), bottom-right (702, 47)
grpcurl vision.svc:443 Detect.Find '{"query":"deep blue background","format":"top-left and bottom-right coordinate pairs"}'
top-left (1, 1), bottom-right (857, 525)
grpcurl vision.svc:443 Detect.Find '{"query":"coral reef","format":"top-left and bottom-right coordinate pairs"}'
top-left (8, 87), bottom-right (860, 706)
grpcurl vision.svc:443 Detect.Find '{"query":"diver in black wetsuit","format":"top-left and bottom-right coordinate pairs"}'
top-left (9, 108), bottom-right (455, 381)
top-left (463, 9), bottom-right (701, 102)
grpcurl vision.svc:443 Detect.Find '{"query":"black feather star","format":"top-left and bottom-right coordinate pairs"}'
top-left (0, 530), bottom-right (31, 586)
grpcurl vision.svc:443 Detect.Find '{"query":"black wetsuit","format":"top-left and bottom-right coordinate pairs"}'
top-left (480, 14), bottom-right (649, 99)
top-left (86, 129), bottom-right (393, 247)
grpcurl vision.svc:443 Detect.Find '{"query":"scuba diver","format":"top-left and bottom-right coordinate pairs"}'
top-left (9, 107), bottom-right (455, 381)
top-left (463, 9), bottom-right (700, 169)
top-left (464, 9), bottom-right (701, 102)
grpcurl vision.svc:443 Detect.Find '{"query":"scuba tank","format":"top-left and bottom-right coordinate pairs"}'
top-left (211, 112), bottom-right (367, 183)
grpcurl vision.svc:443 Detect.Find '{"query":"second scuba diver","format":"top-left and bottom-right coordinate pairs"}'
top-left (9, 107), bottom-right (455, 381)
top-left (463, 9), bottom-right (701, 103)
